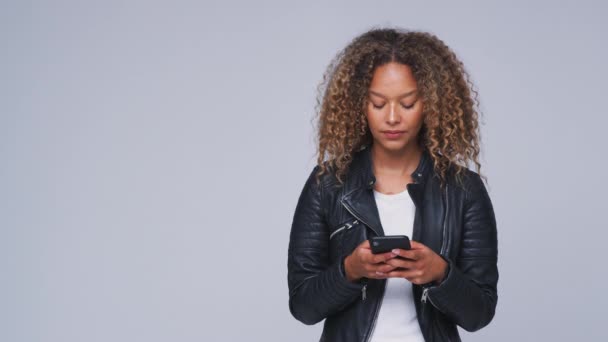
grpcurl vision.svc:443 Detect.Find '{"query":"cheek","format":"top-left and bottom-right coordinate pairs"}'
top-left (365, 107), bottom-right (383, 130)
top-left (364, 110), bottom-right (376, 129)
top-left (411, 103), bottom-right (425, 125)
top-left (413, 109), bottom-right (424, 123)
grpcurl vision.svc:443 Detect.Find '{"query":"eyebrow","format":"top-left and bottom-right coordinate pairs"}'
top-left (369, 89), bottom-right (417, 99)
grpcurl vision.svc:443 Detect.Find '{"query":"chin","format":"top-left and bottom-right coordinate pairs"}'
top-left (376, 140), bottom-right (409, 152)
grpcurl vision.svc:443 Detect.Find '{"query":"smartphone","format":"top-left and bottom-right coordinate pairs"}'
top-left (370, 235), bottom-right (411, 254)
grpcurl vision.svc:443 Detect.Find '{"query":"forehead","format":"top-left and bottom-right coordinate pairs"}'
top-left (369, 62), bottom-right (417, 96)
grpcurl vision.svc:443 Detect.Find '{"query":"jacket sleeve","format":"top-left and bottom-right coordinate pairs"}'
top-left (425, 172), bottom-right (499, 332)
top-left (287, 166), bottom-right (366, 325)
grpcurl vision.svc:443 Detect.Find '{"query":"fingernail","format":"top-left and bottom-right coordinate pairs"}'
top-left (376, 271), bottom-right (385, 275)
top-left (392, 249), bottom-right (399, 255)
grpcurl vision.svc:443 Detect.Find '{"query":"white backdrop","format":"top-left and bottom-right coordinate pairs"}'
top-left (1, 0), bottom-right (607, 341)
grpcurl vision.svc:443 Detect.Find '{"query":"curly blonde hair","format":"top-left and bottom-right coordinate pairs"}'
top-left (313, 27), bottom-right (487, 190)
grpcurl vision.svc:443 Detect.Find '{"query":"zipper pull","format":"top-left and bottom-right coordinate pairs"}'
top-left (362, 284), bottom-right (367, 301)
top-left (346, 220), bottom-right (358, 230)
top-left (421, 287), bottom-right (429, 304)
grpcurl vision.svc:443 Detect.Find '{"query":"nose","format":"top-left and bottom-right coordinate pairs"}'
top-left (387, 103), bottom-right (400, 124)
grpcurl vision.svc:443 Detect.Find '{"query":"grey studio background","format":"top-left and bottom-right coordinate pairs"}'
top-left (1, 0), bottom-right (606, 341)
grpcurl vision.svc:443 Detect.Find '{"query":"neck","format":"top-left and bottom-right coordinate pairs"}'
top-left (370, 142), bottom-right (423, 178)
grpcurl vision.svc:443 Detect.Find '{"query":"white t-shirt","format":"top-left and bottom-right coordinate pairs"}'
top-left (369, 188), bottom-right (425, 342)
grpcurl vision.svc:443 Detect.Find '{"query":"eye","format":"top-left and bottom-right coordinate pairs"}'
top-left (401, 98), bottom-right (418, 109)
top-left (369, 101), bottom-right (386, 109)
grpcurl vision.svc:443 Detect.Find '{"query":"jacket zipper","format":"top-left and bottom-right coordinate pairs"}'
top-left (340, 196), bottom-right (390, 342)
top-left (364, 279), bottom-right (387, 342)
top-left (421, 285), bottom-right (451, 341)
top-left (329, 220), bottom-right (358, 240)
top-left (440, 184), bottom-right (449, 255)
top-left (340, 198), bottom-right (386, 342)
top-left (421, 183), bottom-right (449, 309)
top-left (421, 285), bottom-right (439, 306)
top-left (340, 198), bottom-right (379, 237)
top-left (340, 199), bottom-right (375, 302)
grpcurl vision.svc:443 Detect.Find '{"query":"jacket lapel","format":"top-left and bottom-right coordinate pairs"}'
top-left (341, 186), bottom-right (385, 236)
top-left (340, 145), bottom-right (433, 238)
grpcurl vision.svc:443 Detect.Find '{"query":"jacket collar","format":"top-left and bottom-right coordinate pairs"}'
top-left (340, 144), bottom-right (433, 236)
top-left (345, 144), bottom-right (432, 190)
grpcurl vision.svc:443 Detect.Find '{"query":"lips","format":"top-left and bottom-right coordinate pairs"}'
top-left (382, 130), bottom-right (405, 139)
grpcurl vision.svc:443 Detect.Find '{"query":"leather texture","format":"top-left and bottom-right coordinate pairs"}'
top-left (287, 144), bottom-right (499, 342)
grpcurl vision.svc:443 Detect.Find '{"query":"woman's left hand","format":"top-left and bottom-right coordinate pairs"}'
top-left (380, 240), bottom-right (448, 285)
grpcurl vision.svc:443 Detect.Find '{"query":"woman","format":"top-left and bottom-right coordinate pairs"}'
top-left (287, 27), bottom-right (498, 342)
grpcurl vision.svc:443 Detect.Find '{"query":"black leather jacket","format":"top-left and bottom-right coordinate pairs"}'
top-left (287, 145), bottom-right (499, 341)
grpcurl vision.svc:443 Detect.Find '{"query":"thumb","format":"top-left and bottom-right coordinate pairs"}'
top-left (409, 240), bottom-right (425, 249)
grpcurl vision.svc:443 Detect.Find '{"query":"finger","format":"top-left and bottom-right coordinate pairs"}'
top-left (390, 248), bottom-right (411, 257)
top-left (384, 257), bottom-right (415, 269)
top-left (409, 240), bottom-right (425, 249)
top-left (370, 251), bottom-right (397, 264)
top-left (383, 269), bottom-right (410, 278)
top-left (368, 260), bottom-right (399, 277)
top-left (385, 268), bottom-right (422, 279)
top-left (397, 249), bottom-right (419, 261)
top-left (360, 239), bottom-right (371, 249)
top-left (373, 273), bottom-right (389, 279)
top-left (376, 263), bottom-right (397, 273)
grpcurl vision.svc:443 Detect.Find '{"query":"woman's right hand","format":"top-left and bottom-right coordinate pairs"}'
top-left (344, 239), bottom-right (398, 282)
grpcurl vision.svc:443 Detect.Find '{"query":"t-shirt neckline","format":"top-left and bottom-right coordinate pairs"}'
top-left (373, 188), bottom-right (409, 200)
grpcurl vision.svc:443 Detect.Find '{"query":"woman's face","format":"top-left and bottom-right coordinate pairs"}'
top-left (365, 62), bottom-right (424, 154)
